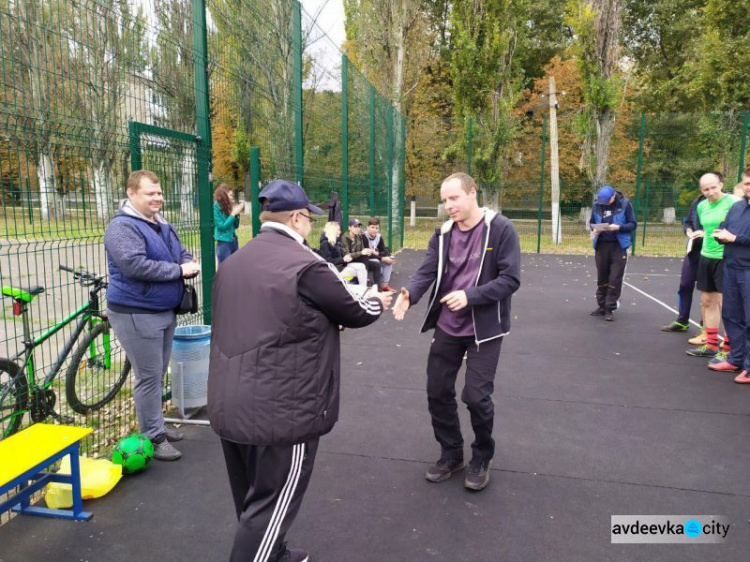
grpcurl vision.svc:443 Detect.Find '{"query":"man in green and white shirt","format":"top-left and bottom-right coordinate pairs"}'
top-left (687, 173), bottom-right (740, 357)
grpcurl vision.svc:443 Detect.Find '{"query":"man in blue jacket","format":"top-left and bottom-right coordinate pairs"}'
top-left (712, 168), bottom-right (750, 382)
top-left (588, 185), bottom-right (637, 321)
top-left (393, 172), bottom-right (521, 491)
top-left (105, 170), bottom-right (201, 461)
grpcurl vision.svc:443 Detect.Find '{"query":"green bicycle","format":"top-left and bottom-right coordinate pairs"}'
top-left (0, 265), bottom-right (131, 438)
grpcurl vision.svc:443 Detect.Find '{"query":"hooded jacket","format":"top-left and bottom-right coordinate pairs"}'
top-left (590, 190), bottom-right (636, 250)
top-left (406, 209), bottom-right (521, 345)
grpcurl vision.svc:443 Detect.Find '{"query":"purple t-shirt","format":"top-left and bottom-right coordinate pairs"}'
top-left (437, 219), bottom-right (485, 337)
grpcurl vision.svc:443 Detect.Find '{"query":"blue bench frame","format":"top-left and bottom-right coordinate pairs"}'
top-left (0, 440), bottom-right (92, 521)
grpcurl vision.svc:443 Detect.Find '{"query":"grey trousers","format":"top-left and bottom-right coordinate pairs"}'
top-left (108, 309), bottom-right (176, 440)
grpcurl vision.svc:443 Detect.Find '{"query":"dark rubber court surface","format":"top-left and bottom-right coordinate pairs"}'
top-left (2, 251), bottom-right (749, 562)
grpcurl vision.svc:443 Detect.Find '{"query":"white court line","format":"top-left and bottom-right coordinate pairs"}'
top-left (623, 280), bottom-right (702, 330)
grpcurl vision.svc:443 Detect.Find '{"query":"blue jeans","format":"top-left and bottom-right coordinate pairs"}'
top-left (217, 237), bottom-right (239, 264)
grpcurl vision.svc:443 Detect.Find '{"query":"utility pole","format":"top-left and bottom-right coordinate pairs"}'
top-left (549, 76), bottom-right (562, 244)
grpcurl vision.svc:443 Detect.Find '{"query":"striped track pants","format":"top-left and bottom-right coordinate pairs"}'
top-left (221, 438), bottom-right (319, 562)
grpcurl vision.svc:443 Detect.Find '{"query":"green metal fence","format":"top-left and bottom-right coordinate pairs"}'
top-left (0, 0), bottom-right (405, 479)
top-left (404, 111), bottom-right (750, 256)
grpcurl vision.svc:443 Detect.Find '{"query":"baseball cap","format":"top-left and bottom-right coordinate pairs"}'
top-left (348, 218), bottom-right (361, 227)
top-left (258, 180), bottom-right (323, 215)
top-left (596, 185), bottom-right (616, 205)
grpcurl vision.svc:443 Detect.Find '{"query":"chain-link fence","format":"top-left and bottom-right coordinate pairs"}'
top-left (0, 0), bottom-right (405, 483)
top-left (404, 111), bottom-right (749, 255)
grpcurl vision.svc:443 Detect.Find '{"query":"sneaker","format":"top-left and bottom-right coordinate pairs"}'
top-left (464, 459), bottom-right (491, 491)
top-left (661, 321), bottom-right (689, 332)
top-left (685, 345), bottom-right (718, 358)
top-left (708, 351), bottom-right (728, 364)
top-left (153, 440), bottom-right (182, 461)
top-left (425, 457), bottom-right (465, 483)
top-left (278, 549), bottom-right (310, 562)
top-left (589, 308), bottom-right (606, 316)
top-left (734, 370), bottom-right (750, 384)
top-left (165, 426), bottom-right (184, 442)
top-left (605, 311), bottom-right (615, 322)
top-left (708, 361), bottom-right (740, 372)
top-left (688, 331), bottom-right (707, 345)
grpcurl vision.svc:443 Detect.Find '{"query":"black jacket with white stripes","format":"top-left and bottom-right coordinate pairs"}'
top-left (208, 225), bottom-right (383, 446)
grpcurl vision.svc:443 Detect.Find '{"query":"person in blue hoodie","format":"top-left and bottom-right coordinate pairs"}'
top-left (588, 185), bottom-right (637, 321)
top-left (105, 170), bottom-right (201, 461)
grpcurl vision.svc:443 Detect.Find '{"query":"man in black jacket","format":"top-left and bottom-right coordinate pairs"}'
top-left (393, 172), bottom-right (521, 491)
top-left (208, 179), bottom-right (392, 562)
top-left (661, 193), bottom-right (706, 333)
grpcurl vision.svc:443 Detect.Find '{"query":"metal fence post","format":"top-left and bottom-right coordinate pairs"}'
top-left (250, 147), bottom-right (261, 236)
top-left (293, 0), bottom-right (304, 185)
top-left (192, 0), bottom-right (214, 324)
top-left (400, 112), bottom-right (406, 250)
top-left (387, 104), bottom-right (394, 251)
top-left (641, 179), bottom-right (650, 249)
top-left (536, 117), bottom-right (547, 254)
top-left (369, 84), bottom-right (376, 216)
top-left (341, 55), bottom-right (349, 228)
top-left (632, 113), bottom-right (645, 255)
top-left (738, 111), bottom-right (749, 182)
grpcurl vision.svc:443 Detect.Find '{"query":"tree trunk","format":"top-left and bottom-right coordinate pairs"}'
top-left (37, 150), bottom-right (56, 221)
top-left (180, 151), bottom-right (195, 220)
top-left (92, 159), bottom-right (111, 222)
top-left (594, 108), bottom-right (616, 188)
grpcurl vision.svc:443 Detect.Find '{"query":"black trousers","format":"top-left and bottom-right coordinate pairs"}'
top-left (595, 240), bottom-right (628, 311)
top-left (221, 437), bottom-right (319, 562)
top-left (677, 248), bottom-right (700, 324)
top-left (426, 327), bottom-right (503, 462)
top-left (353, 257), bottom-right (382, 286)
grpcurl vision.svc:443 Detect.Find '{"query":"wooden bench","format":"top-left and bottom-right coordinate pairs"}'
top-left (0, 423), bottom-right (93, 521)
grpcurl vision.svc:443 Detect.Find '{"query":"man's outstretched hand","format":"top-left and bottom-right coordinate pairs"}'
top-left (393, 288), bottom-right (410, 320)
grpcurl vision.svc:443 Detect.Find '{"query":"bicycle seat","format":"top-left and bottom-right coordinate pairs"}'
top-left (1, 285), bottom-right (45, 302)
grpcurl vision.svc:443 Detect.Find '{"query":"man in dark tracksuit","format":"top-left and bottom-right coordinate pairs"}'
top-left (589, 185), bottom-right (637, 321)
top-left (208, 180), bottom-right (391, 562)
top-left (661, 193), bottom-right (705, 332)
top-left (713, 169), bottom-right (750, 382)
top-left (393, 172), bottom-right (521, 491)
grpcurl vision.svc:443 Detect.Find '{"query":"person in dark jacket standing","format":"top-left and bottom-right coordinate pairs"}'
top-left (713, 168), bottom-right (750, 381)
top-left (105, 170), bottom-right (201, 461)
top-left (392, 172), bottom-right (521, 491)
top-left (661, 193), bottom-right (706, 333)
top-left (208, 179), bottom-right (392, 562)
top-left (588, 185), bottom-right (637, 321)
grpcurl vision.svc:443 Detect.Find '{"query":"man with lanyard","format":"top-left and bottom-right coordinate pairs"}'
top-left (392, 172), bottom-right (521, 491)
top-left (711, 168), bottom-right (750, 380)
top-left (686, 172), bottom-right (739, 358)
top-left (588, 185), bottom-right (637, 322)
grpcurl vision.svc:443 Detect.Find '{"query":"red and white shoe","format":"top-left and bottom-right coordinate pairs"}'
top-left (708, 360), bottom-right (740, 372)
top-left (733, 370), bottom-right (750, 384)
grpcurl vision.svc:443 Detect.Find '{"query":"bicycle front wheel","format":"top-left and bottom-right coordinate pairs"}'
top-left (0, 359), bottom-right (28, 438)
top-left (65, 323), bottom-right (131, 414)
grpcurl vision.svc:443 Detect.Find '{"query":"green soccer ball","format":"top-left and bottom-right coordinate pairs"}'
top-left (112, 434), bottom-right (154, 474)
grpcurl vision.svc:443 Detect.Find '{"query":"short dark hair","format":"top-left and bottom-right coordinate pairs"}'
top-left (743, 168), bottom-right (750, 179)
top-left (367, 217), bottom-right (380, 226)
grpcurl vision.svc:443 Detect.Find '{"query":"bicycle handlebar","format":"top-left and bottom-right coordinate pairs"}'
top-left (60, 265), bottom-right (105, 286)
